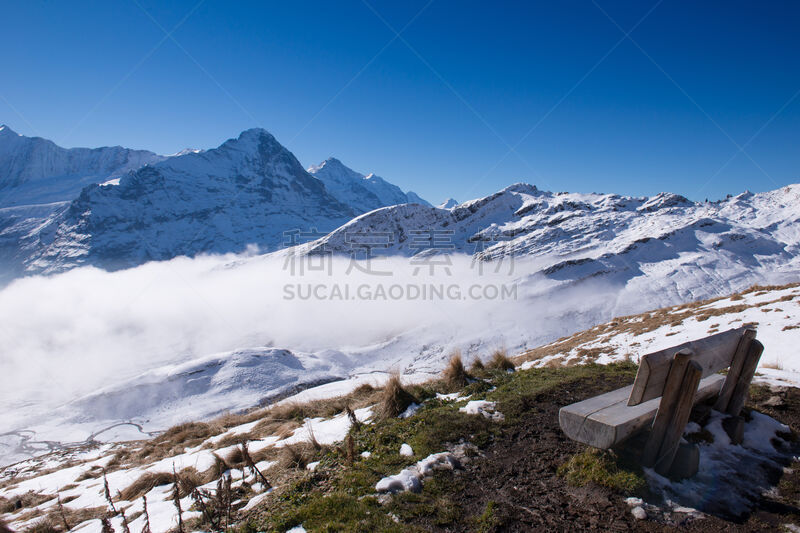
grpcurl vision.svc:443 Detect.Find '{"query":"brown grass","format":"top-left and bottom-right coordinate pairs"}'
top-left (469, 358), bottom-right (485, 374)
top-left (277, 443), bottom-right (313, 470)
top-left (441, 352), bottom-right (470, 391)
top-left (22, 517), bottom-right (59, 533)
top-left (237, 384), bottom-right (380, 446)
top-left (251, 418), bottom-right (301, 441)
top-left (204, 454), bottom-right (232, 482)
top-left (177, 467), bottom-right (204, 496)
top-left (116, 466), bottom-right (205, 503)
top-left (74, 466), bottom-right (104, 482)
top-left (13, 499), bottom-right (107, 533)
top-left (1, 492), bottom-right (55, 514)
top-left (486, 349), bottom-right (515, 371)
top-left (109, 422), bottom-right (222, 470)
top-left (118, 471), bottom-right (174, 501)
top-left (225, 446), bottom-right (245, 467)
top-left (376, 373), bottom-right (417, 420)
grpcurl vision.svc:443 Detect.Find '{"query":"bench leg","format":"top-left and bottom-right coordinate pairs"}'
top-left (654, 361), bottom-right (702, 476)
top-left (641, 349), bottom-right (692, 468)
top-left (725, 340), bottom-right (764, 417)
top-left (714, 328), bottom-right (756, 413)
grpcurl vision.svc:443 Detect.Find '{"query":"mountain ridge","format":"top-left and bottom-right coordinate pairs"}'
top-left (0, 127), bottom-right (436, 281)
top-left (0, 124), bottom-right (166, 207)
top-left (308, 156), bottom-right (431, 214)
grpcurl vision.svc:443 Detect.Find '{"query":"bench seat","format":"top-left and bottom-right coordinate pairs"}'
top-left (558, 374), bottom-right (726, 450)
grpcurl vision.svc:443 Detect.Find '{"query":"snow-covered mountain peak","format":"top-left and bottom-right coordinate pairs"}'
top-left (501, 182), bottom-right (539, 195)
top-left (9, 129), bottom-right (358, 275)
top-left (439, 198), bottom-right (459, 209)
top-left (170, 148), bottom-right (203, 157)
top-left (154, 127), bottom-right (312, 186)
top-left (217, 127), bottom-right (282, 153)
top-left (307, 157), bottom-right (347, 174)
top-left (638, 191), bottom-right (694, 212)
top-left (0, 124), bottom-right (19, 137)
top-left (308, 157), bottom-right (431, 213)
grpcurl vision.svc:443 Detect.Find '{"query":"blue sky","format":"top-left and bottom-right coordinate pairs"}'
top-left (2, 1), bottom-right (798, 204)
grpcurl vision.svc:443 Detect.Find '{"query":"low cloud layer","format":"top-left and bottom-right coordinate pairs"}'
top-left (0, 253), bottom-right (558, 430)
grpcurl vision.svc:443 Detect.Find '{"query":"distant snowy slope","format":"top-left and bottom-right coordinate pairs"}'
top-left (308, 157), bottom-right (431, 213)
top-left (517, 282), bottom-right (800, 387)
top-left (0, 125), bottom-right (165, 207)
top-left (298, 183), bottom-right (800, 306)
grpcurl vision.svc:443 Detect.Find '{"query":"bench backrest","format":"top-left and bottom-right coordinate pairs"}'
top-left (628, 327), bottom-right (750, 406)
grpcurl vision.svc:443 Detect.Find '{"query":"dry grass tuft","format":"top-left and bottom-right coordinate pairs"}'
top-left (469, 358), bottom-right (485, 374)
top-left (376, 373), bottom-right (417, 420)
top-left (118, 471), bottom-right (174, 501)
top-left (225, 446), bottom-right (245, 467)
top-left (1, 492), bottom-right (55, 514)
top-left (176, 467), bottom-right (204, 497)
top-left (117, 465), bottom-right (205, 503)
top-left (124, 422), bottom-right (220, 467)
top-left (23, 517), bottom-right (59, 533)
top-left (74, 466), bottom-right (104, 482)
top-left (486, 349), bottom-right (515, 371)
top-left (352, 383), bottom-right (375, 395)
top-left (252, 418), bottom-right (301, 441)
top-left (205, 454), bottom-right (231, 482)
top-left (278, 443), bottom-right (313, 470)
top-left (441, 352), bottom-right (470, 391)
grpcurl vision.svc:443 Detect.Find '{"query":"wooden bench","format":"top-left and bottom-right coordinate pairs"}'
top-left (559, 327), bottom-right (763, 477)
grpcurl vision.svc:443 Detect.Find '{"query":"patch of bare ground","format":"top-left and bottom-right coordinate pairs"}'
top-left (400, 375), bottom-right (800, 532)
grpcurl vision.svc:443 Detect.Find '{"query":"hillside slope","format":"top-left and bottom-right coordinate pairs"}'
top-left (2, 283), bottom-right (800, 532)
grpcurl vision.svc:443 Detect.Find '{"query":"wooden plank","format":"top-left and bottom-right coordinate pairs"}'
top-left (558, 374), bottom-right (725, 449)
top-left (726, 339), bottom-right (765, 416)
top-left (654, 360), bottom-right (702, 476)
top-left (714, 328), bottom-right (757, 412)
top-left (628, 327), bottom-right (745, 406)
top-left (641, 349), bottom-right (692, 468)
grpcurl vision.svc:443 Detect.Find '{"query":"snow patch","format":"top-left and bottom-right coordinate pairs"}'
top-left (375, 451), bottom-right (462, 493)
top-left (459, 400), bottom-right (504, 421)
